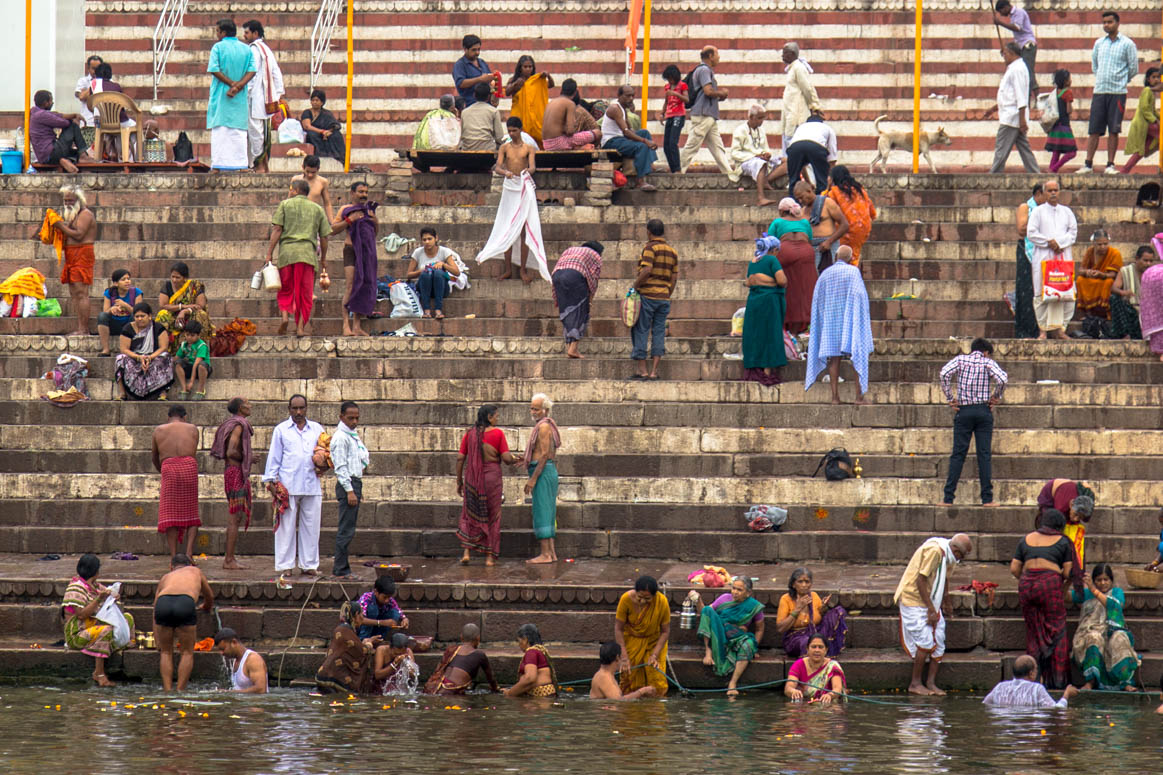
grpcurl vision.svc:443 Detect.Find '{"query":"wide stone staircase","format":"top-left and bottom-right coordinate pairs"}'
top-left (33, 1), bottom-right (1158, 171)
top-left (1, 169), bottom-right (1161, 691)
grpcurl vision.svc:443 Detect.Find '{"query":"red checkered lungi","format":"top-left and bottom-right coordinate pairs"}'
top-left (158, 456), bottom-right (200, 539)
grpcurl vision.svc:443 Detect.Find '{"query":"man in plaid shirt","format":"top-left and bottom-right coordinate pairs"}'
top-left (1080, 11), bottom-right (1139, 174)
top-left (939, 338), bottom-right (1008, 506)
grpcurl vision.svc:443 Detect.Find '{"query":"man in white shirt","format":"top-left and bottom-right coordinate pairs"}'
top-left (784, 115), bottom-right (837, 197)
top-left (330, 400), bottom-right (370, 578)
top-left (1026, 179), bottom-right (1077, 339)
top-left (75, 55), bottom-right (103, 128)
top-left (262, 394), bottom-right (325, 575)
top-left (986, 42), bottom-right (1039, 173)
top-left (983, 655), bottom-right (1079, 707)
top-left (242, 19), bottom-right (285, 173)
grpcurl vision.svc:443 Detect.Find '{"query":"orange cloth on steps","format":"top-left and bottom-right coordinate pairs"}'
top-left (37, 210), bottom-right (65, 264)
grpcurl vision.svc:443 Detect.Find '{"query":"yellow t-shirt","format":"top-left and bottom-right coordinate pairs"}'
top-left (895, 544), bottom-right (946, 608)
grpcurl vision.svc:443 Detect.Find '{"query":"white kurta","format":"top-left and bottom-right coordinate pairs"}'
top-left (780, 59), bottom-right (821, 144)
top-left (1026, 201), bottom-right (1078, 331)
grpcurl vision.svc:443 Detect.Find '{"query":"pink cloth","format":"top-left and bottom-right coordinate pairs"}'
top-left (542, 131), bottom-right (595, 151)
top-left (1140, 262), bottom-right (1163, 353)
top-left (277, 262), bottom-right (315, 325)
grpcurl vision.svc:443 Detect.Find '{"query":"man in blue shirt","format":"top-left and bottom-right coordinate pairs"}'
top-left (207, 18), bottom-right (256, 171)
top-left (1080, 10), bottom-right (1139, 174)
top-left (453, 34), bottom-right (495, 107)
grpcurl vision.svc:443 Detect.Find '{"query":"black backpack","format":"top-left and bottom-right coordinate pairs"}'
top-left (173, 131), bottom-right (194, 162)
top-left (683, 63), bottom-right (710, 108)
top-left (813, 448), bottom-right (854, 481)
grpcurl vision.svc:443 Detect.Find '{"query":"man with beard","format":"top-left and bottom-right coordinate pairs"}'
top-left (331, 182), bottom-right (378, 336)
top-left (43, 185), bottom-right (98, 335)
top-left (210, 396), bottom-right (255, 569)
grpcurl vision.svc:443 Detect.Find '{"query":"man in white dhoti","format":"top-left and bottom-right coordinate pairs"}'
top-left (207, 18), bottom-right (256, 171)
top-left (894, 534), bottom-right (972, 696)
top-left (242, 20), bottom-right (284, 173)
top-left (1026, 179), bottom-right (1078, 339)
top-left (728, 105), bottom-right (786, 207)
top-left (475, 117), bottom-right (551, 284)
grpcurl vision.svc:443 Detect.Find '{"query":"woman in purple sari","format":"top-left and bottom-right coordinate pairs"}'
top-left (776, 567), bottom-right (847, 658)
top-left (1140, 241), bottom-right (1163, 361)
top-left (455, 405), bottom-right (522, 566)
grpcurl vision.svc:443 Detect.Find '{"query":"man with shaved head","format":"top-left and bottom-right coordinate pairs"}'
top-left (424, 623), bottom-right (500, 694)
top-left (983, 654), bottom-right (1079, 707)
top-left (894, 534), bottom-right (973, 695)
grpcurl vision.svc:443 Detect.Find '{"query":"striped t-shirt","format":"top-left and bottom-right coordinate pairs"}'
top-left (637, 237), bottom-right (679, 299)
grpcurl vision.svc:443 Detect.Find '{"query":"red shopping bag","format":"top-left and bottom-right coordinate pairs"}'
top-left (1041, 254), bottom-right (1075, 301)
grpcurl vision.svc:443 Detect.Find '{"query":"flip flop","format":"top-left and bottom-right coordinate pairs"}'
top-left (37, 554), bottom-right (61, 561)
top-left (629, 374), bottom-right (648, 380)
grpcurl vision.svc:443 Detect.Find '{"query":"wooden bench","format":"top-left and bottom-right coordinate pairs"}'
top-left (400, 148), bottom-right (620, 172)
top-left (32, 161), bottom-right (210, 174)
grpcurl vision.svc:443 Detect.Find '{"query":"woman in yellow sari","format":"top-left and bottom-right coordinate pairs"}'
top-left (506, 56), bottom-right (553, 147)
top-left (1076, 229), bottom-right (1122, 321)
top-left (156, 260), bottom-right (212, 349)
top-left (614, 575), bottom-right (670, 697)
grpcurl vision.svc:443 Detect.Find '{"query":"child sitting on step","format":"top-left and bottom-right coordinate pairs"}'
top-left (173, 321), bottom-right (212, 400)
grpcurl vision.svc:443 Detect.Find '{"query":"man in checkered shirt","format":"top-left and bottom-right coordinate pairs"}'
top-left (938, 338), bottom-right (1008, 507)
top-left (1079, 10), bottom-right (1139, 174)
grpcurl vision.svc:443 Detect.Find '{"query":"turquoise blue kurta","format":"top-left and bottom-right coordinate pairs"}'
top-left (207, 37), bottom-right (256, 130)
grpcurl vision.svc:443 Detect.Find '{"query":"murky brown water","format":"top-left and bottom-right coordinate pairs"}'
top-left (1, 679), bottom-right (1160, 774)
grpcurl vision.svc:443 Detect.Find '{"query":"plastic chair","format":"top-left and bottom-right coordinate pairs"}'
top-left (91, 91), bottom-right (143, 162)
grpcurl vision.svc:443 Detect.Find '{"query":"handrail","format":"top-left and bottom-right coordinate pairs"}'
top-left (152, 0), bottom-right (189, 100)
top-left (311, 0), bottom-right (345, 92)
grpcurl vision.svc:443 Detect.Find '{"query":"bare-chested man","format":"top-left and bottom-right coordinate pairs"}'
top-left (211, 397), bottom-right (253, 569)
top-left (331, 181), bottom-right (377, 336)
top-left (155, 553), bottom-right (214, 691)
top-left (152, 405), bottom-right (201, 560)
top-left (44, 185), bottom-right (97, 336)
top-left (590, 641), bottom-right (656, 700)
top-left (292, 154), bottom-right (334, 222)
top-left (525, 393), bottom-right (561, 563)
top-left (793, 180), bottom-right (850, 271)
top-left (542, 79), bottom-right (598, 151)
top-left (474, 116), bottom-right (550, 284)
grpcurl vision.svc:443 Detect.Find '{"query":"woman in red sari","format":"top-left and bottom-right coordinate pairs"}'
top-left (456, 404), bottom-right (522, 566)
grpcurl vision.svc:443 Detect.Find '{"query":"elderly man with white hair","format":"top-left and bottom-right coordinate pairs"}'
top-left (44, 184), bottom-right (98, 336)
top-left (729, 105), bottom-right (787, 207)
top-left (780, 42), bottom-right (822, 152)
top-left (524, 393), bottom-right (561, 564)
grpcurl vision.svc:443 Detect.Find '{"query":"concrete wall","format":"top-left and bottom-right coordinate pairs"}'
top-left (1, 0), bottom-right (85, 114)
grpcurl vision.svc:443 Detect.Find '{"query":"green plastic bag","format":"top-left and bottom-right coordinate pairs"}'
top-left (36, 298), bottom-right (62, 317)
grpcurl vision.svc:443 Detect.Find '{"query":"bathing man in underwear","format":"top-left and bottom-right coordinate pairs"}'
top-left (152, 405), bottom-right (201, 560)
top-left (590, 640), bottom-right (657, 699)
top-left (154, 553), bottom-right (214, 691)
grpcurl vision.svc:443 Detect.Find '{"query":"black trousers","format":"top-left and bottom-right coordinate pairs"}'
top-left (942, 404), bottom-right (994, 504)
top-left (786, 140), bottom-right (829, 196)
top-left (333, 477), bottom-right (361, 575)
top-left (49, 123), bottom-right (87, 165)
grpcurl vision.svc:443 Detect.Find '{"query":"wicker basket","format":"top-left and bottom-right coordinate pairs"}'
top-left (1124, 568), bottom-right (1163, 590)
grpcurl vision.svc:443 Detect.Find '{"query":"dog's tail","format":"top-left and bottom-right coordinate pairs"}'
top-left (873, 115), bottom-right (889, 135)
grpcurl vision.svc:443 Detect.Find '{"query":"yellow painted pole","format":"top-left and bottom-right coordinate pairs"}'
top-left (23, 0), bottom-right (31, 169)
top-left (641, 0), bottom-right (652, 117)
top-left (912, 0), bottom-right (922, 173)
top-left (344, 0), bottom-right (353, 173)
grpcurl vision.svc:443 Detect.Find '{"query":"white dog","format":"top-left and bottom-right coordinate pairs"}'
top-left (868, 115), bottom-right (952, 174)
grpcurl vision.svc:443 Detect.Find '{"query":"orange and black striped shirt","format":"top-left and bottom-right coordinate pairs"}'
top-left (637, 237), bottom-right (679, 299)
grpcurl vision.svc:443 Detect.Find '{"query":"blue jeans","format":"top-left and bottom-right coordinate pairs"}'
top-left (663, 116), bottom-right (685, 172)
top-left (416, 268), bottom-right (449, 312)
top-left (631, 297), bottom-right (670, 360)
top-left (604, 130), bottom-right (658, 178)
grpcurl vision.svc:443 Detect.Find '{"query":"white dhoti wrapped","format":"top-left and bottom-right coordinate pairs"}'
top-left (739, 154), bottom-right (783, 181)
top-left (1032, 253), bottom-right (1076, 332)
top-left (248, 115), bottom-right (269, 165)
top-left (211, 126), bottom-right (249, 170)
top-left (474, 171), bottom-right (551, 282)
top-left (899, 604), bottom-right (946, 659)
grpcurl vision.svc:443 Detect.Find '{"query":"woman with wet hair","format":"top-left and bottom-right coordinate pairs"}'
top-left (505, 623), bottom-right (558, 697)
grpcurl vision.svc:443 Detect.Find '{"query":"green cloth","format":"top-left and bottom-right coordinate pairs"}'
top-left (273, 196), bottom-right (330, 269)
top-left (529, 460), bottom-right (558, 539)
top-left (1071, 586), bottom-right (1138, 689)
top-left (696, 595), bottom-right (763, 676)
top-left (206, 36), bottom-right (255, 130)
top-left (1124, 87), bottom-right (1159, 157)
top-left (767, 218), bottom-right (813, 240)
top-left (176, 338), bottom-right (210, 366)
top-left (743, 253), bottom-right (788, 370)
top-left (413, 108), bottom-right (456, 149)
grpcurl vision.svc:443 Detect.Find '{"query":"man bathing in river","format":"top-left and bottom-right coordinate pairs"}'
top-left (215, 627), bottom-right (268, 693)
top-left (155, 553), bottom-right (214, 691)
top-left (424, 623), bottom-right (501, 694)
top-left (590, 641), bottom-right (657, 699)
top-left (152, 405), bottom-right (201, 560)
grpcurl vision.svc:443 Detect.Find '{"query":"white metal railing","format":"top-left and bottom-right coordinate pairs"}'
top-left (310, 0), bottom-right (345, 92)
top-left (152, 0), bottom-right (189, 99)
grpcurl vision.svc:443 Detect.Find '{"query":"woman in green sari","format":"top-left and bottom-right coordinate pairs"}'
top-left (741, 235), bottom-right (788, 387)
top-left (1071, 563), bottom-right (1140, 691)
top-left (691, 576), bottom-right (765, 696)
top-left (155, 261), bottom-right (212, 350)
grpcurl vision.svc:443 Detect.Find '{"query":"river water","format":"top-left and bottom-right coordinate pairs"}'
top-left (1, 681), bottom-right (1159, 774)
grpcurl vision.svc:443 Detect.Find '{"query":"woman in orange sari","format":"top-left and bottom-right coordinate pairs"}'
top-left (825, 165), bottom-right (876, 267)
top-left (506, 56), bottom-right (554, 147)
top-left (614, 575), bottom-right (670, 697)
top-left (1076, 229), bottom-right (1123, 320)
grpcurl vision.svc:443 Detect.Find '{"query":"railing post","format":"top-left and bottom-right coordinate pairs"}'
top-left (912, 0), bottom-right (922, 174)
top-left (641, 0), bottom-right (651, 120)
